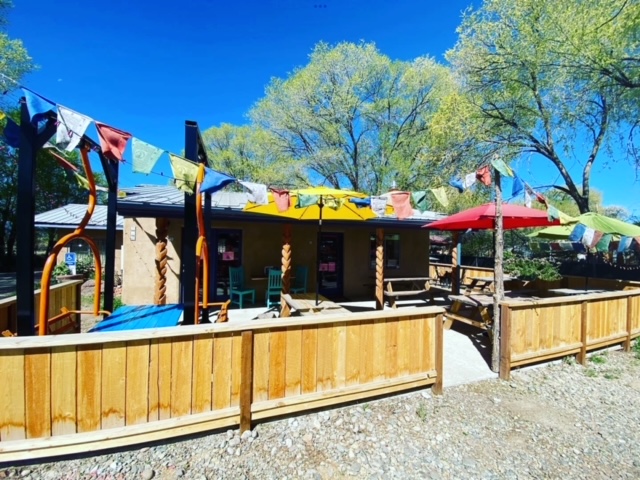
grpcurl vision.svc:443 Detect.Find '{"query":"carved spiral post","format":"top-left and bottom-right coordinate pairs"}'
top-left (154, 218), bottom-right (170, 305)
top-left (375, 228), bottom-right (384, 310)
top-left (280, 224), bottom-right (292, 317)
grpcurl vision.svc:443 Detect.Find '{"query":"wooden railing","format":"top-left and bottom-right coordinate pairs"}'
top-left (499, 289), bottom-right (640, 379)
top-left (0, 306), bottom-right (444, 462)
top-left (0, 280), bottom-right (82, 335)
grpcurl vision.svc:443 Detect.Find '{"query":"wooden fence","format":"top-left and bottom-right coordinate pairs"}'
top-left (0, 280), bottom-right (82, 335)
top-left (499, 289), bottom-right (640, 379)
top-left (0, 306), bottom-right (444, 461)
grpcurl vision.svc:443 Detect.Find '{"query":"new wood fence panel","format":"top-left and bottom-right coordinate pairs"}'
top-left (358, 321), bottom-right (374, 383)
top-left (213, 333), bottom-right (233, 409)
top-left (51, 345), bottom-right (76, 436)
top-left (316, 325), bottom-right (333, 392)
top-left (157, 338), bottom-right (172, 420)
top-left (170, 338), bottom-right (193, 417)
top-left (587, 298), bottom-right (627, 345)
top-left (101, 342), bottom-right (127, 429)
top-left (396, 318), bottom-right (410, 377)
top-left (25, 348), bottom-right (51, 439)
top-left (0, 350), bottom-right (25, 441)
top-left (408, 317), bottom-right (421, 374)
top-left (332, 322), bottom-right (347, 390)
top-left (268, 328), bottom-right (287, 399)
top-left (77, 345), bottom-right (101, 433)
top-left (191, 334), bottom-right (213, 415)
top-left (230, 333), bottom-right (242, 407)
top-left (630, 296), bottom-right (640, 336)
top-left (252, 331), bottom-right (270, 402)
top-left (345, 322), bottom-right (360, 386)
top-left (125, 340), bottom-right (150, 425)
top-left (301, 326), bottom-right (318, 394)
top-left (147, 339), bottom-right (160, 422)
top-left (421, 315), bottom-right (437, 372)
top-left (285, 327), bottom-right (302, 397)
top-left (385, 319), bottom-right (398, 380)
top-left (372, 319), bottom-right (386, 381)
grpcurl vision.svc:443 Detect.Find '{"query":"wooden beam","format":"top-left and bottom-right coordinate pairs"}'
top-left (375, 228), bottom-right (384, 310)
top-left (433, 313), bottom-right (443, 395)
top-left (239, 331), bottom-right (254, 433)
top-left (499, 304), bottom-right (511, 380)
top-left (578, 301), bottom-right (588, 366)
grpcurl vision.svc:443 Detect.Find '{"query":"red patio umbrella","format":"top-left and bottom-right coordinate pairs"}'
top-left (422, 203), bottom-right (559, 231)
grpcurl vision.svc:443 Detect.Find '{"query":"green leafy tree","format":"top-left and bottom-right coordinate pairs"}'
top-left (0, 1), bottom-right (34, 96)
top-left (447, 0), bottom-right (634, 214)
top-left (202, 123), bottom-right (305, 188)
top-left (250, 41), bottom-right (468, 194)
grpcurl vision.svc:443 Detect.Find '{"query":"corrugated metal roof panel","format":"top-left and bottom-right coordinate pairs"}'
top-left (34, 204), bottom-right (123, 229)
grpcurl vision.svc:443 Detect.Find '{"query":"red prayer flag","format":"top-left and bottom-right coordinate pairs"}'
top-left (95, 122), bottom-right (132, 162)
top-left (390, 192), bottom-right (413, 220)
top-left (475, 165), bottom-right (492, 186)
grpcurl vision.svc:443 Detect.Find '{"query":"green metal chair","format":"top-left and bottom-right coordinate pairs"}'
top-left (265, 268), bottom-right (282, 309)
top-left (290, 265), bottom-right (308, 294)
top-left (228, 266), bottom-right (256, 309)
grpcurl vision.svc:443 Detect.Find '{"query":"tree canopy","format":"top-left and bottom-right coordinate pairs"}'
top-left (447, 0), bottom-right (636, 214)
top-left (250, 42), bottom-right (475, 195)
top-left (0, 0), bottom-right (34, 95)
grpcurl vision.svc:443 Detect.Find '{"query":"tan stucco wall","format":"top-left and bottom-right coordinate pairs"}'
top-left (121, 218), bottom-right (181, 305)
top-left (121, 216), bottom-right (431, 305)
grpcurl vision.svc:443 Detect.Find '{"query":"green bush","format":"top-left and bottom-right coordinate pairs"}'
top-left (52, 262), bottom-right (71, 278)
top-left (503, 251), bottom-right (562, 282)
top-left (76, 256), bottom-right (96, 279)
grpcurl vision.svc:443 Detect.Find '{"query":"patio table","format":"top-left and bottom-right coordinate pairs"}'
top-left (281, 293), bottom-right (350, 317)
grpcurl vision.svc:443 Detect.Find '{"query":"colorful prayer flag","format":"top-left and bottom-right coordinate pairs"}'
top-left (297, 194), bottom-right (319, 208)
top-left (411, 191), bottom-right (428, 212)
top-left (22, 88), bottom-right (56, 125)
top-left (239, 181), bottom-right (268, 205)
top-left (430, 187), bottom-right (449, 208)
top-left (132, 137), bottom-right (164, 174)
top-left (56, 105), bottom-right (92, 152)
top-left (490, 157), bottom-right (514, 178)
top-left (511, 176), bottom-right (524, 197)
top-left (448, 178), bottom-right (464, 193)
top-left (390, 192), bottom-right (413, 220)
top-left (475, 165), bottom-right (492, 186)
top-left (95, 122), bottom-right (132, 162)
top-left (200, 167), bottom-right (235, 194)
top-left (2, 118), bottom-right (20, 148)
top-left (168, 153), bottom-right (199, 194)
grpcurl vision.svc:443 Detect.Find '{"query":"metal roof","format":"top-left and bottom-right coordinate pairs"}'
top-left (35, 204), bottom-right (124, 230)
top-left (116, 185), bottom-right (446, 228)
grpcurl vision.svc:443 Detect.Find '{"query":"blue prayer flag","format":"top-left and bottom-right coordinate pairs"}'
top-left (449, 178), bottom-right (464, 193)
top-left (200, 167), bottom-right (235, 194)
top-left (2, 118), bottom-right (21, 148)
top-left (511, 176), bottom-right (524, 197)
top-left (22, 88), bottom-right (56, 125)
top-left (349, 197), bottom-right (371, 208)
top-left (568, 223), bottom-right (587, 242)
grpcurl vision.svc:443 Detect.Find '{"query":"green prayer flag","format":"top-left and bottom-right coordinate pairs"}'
top-left (297, 194), bottom-right (319, 208)
top-left (411, 190), bottom-right (428, 212)
top-left (490, 158), bottom-right (514, 178)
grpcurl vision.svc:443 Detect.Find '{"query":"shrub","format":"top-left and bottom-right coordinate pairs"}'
top-left (52, 262), bottom-right (71, 278)
top-left (503, 251), bottom-right (562, 282)
top-left (76, 256), bottom-right (96, 279)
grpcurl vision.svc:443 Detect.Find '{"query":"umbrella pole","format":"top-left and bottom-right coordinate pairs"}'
top-left (316, 197), bottom-right (324, 306)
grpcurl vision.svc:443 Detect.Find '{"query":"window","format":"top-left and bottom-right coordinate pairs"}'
top-left (369, 233), bottom-right (400, 269)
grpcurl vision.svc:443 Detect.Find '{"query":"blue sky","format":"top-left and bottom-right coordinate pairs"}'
top-left (7, 0), bottom-right (639, 216)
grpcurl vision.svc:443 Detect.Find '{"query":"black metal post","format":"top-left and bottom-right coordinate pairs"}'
top-left (98, 152), bottom-right (119, 312)
top-left (16, 103), bottom-right (56, 336)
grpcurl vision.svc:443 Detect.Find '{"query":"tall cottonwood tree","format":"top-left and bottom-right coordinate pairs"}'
top-left (250, 42), bottom-right (471, 194)
top-left (447, 0), bottom-right (634, 213)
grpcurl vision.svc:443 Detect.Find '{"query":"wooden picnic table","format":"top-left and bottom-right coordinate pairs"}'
top-left (281, 293), bottom-right (350, 317)
top-left (462, 275), bottom-right (516, 295)
top-left (445, 290), bottom-right (537, 331)
top-left (382, 276), bottom-right (443, 308)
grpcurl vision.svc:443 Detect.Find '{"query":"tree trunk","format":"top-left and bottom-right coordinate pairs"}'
top-left (491, 169), bottom-right (504, 374)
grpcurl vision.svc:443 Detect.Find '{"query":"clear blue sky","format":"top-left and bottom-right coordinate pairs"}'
top-left (7, 0), bottom-right (639, 216)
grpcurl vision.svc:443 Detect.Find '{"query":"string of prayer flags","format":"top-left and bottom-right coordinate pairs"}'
top-left (239, 181), bottom-right (268, 205)
top-left (589, 230), bottom-right (604, 248)
top-left (56, 106), bottom-right (92, 152)
top-left (462, 172), bottom-right (476, 190)
top-left (168, 153), bottom-right (199, 194)
top-left (512, 176), bottom-right (524, 197)
top-left (617, 236), bottom-right (632, 253)
top-left (490, 157), bottom-right (514, 177)
top-left (131, 137), bottom-right (164, 174)
top-left (298, 194), bottom-right (319, 208)
top-left (270, 189), bottom-right (291, 212)
top-left (22, 88), bottom-right (56, 125)
top-left (200, 167), bottom-right (236, 194)
top-left (389, 191), bottom-right (412, 220)
top-left (524, 182), bottom-right (546, 205)
top-left (430, 187), bottom-right (449, 208)
top-left (95, 122), bottom-right (132, 162)
top-left (349, 197), bottom-right (371, 208)
top-left (411, 191), bottom-right (428, 213)
top-left (582, 227), bottom-right (595, 247)
top-left (324, 197), bottom-right (345, 211)
top-left (2, 118), bottom-right (20, 148)
top-left (524, 188), bottom-right (532, 208)
top-left (568, 223), bottom-right (586, 242)
top-left (448, 178), bottom-right (464, 193)
top-left (370, 196), bottom-right (387, 216)
top-left (475, 165), bottom-right (492, 186)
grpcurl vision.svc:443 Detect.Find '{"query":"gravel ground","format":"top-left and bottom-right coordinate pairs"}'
top-left (2, 346), bottom-right (640, 479)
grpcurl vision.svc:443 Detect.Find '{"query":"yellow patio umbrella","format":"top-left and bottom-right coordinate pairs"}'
top-left (244, 186), bottom-right (377, 304)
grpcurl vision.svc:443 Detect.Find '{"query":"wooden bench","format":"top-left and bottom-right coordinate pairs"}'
top-left (445, 294), bottom-right (494, 330)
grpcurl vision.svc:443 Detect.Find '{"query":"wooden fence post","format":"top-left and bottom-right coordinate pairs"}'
top-left (433, 313), bottom-right (444, 395)
top-left (499, 304), bottom-right (511, 380)
top-left (240, 331), bottom-right (254, 433)
top-left (624, 296), bottom-right (632, 352)
top-left (578, 301), bottom-right (588, 366)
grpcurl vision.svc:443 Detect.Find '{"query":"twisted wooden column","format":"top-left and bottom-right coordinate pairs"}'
top-left (375, 228), bottom-right (384, 310)
top-left (280, 224), bottom-right (292, 317)
top-left (154, 218), bottom-right (170, 305)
